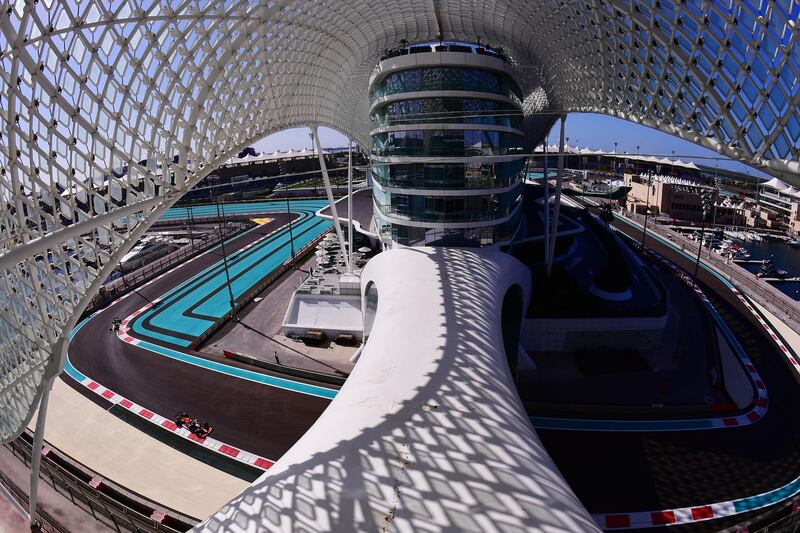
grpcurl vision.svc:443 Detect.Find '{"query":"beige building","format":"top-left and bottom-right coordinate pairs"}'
top-left (744, 205), bottom-right (786, 230)
top-left (624, 173), bottom-right (724, 224)
top-left (791, 203), bottom-right (800, 235)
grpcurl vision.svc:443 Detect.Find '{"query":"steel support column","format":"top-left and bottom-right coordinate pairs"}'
top-left (310, 126), bottom-right (351, 272)
top-left (347, 139), bottom-right (354, 273)
top-left (28, 375), bottom-right (55, 530)
top-left (543, 140), bottom-right (550, 272)
top-left (547, 115), bottom-right (566, 276)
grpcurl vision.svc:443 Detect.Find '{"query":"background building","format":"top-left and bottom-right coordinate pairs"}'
top-left (369, 43), bottom-right (526, 247)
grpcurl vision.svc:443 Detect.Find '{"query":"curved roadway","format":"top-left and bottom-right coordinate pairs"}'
top-left (65, 203), bottom-right (800, 530)
top-left (537, 214), bottom-right (800, 529)
top-left (68, 211), bottom-right (332, 461)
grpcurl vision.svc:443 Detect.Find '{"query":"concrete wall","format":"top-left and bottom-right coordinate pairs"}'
top-left (522, 315), bottom-right (667, 352)
top-left (282, 293), bottom-right (363, 340)
top-left (716, 328), bottom-right (756, 409)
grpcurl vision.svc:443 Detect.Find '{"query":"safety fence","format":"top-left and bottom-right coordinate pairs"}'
top-left (88, 221), bottom-right (249, 312)
top-left (3, 433), bottom-right (195, 532)
top-left (619, 210), bottom-right (800, 333)
top-left (222, 348), bottom-right (347, 386)
top-left (190, 227), bottom-right (332, 350)
top-left (0, 468), bottom-right (66, 533)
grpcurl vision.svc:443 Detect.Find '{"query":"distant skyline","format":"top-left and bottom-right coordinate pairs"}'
top-left (251, 115), bottom-right (769, 179)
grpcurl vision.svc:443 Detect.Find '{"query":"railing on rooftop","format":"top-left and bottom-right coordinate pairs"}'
top-left (621, 210), bottom-right (800, 334)
top-left (2, 434), bottom-right (194, 533)
top-left (379, 43), bottom-right (509, 63)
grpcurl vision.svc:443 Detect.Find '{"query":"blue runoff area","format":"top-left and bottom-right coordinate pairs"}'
top-left (65, 314), bottom-right (337, 400)
top-left (64, 210), bottom-right (800, 518)
top-left (131, 199), bottom-right (331, 347)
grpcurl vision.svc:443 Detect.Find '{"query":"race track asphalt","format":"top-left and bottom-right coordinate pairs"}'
top-left (534, 214), bottom-right (800, 521)
top-left (67, 202), bottom-right (800, 529)
top-left (67, 212), bottom-right (333, 461)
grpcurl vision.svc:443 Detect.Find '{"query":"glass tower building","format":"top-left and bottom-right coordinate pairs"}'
top-left (368, 44), bottom-right (526, 247)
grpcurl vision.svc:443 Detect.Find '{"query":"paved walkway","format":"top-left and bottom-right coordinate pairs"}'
top-left (201, 254), bottom-right (356, 375)
top-left (0, 486), bottom-right (30, 533)
top-left (0, 445), bottom-right (113, 533)
top-left (753, 299), bottom-right (800, 354)
top-left (28, 380), bottom-right (248, 520)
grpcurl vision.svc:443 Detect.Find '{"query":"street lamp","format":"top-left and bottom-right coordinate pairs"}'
top-left (641, 172), bottom-right (654, 247)
top-left (671, 150), bottom-right (676, 177)
top-left (693, 188), bottom-right (715, 286)
top-left (213, 190), bottom-right (237, 320)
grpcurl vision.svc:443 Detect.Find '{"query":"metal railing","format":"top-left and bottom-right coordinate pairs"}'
top-left (619, 210), bottom-right (800, 334)
top-left (4, 436), bottom-right (194, 533)
top-left (190, 228), bottom-right (332, 349)
top-left (88, 221), bottom-right (248, 311)
top-left (0, 468), bottom-right (67, 533)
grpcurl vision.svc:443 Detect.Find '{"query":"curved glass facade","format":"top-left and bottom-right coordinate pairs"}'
top-left (372, 129), bottom-right (523, 157)
top-left (384, 209), bottom-right (524, 247)
top-left (371, 98), bottom-right (523, 129)
top-left (372, 159), bottom-right (525, 190)
top-left (369, 67), bottom-right (523, 101)
top-left (373, 184), bottom-right (523, 223)
top-left (369, 48), bottom-right (526, 247)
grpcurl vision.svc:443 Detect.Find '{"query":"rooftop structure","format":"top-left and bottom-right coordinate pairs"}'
top-left (2, 1), bottom-right (800, 531)
top-left (369, 46), bottom-right (525, 246)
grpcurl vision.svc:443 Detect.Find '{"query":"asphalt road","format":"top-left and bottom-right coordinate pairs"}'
top-left (67, 203), bottom-right (800, 528)
top-left (535, 214), bottom-right (800, 518)
top-left (67, 213), bottom-right (333, 461)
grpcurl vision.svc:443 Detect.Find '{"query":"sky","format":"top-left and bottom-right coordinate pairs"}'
top-left (252, 114), bottom-right (769, 178)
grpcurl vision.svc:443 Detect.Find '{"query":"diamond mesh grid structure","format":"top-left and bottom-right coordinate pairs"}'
top-left (0, 0), bottom-right (798, 443)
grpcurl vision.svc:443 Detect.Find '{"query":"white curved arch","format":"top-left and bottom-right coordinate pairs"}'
top-left (197, 247), bottom-right (599, 532)
top-left (0, 0), bottom-right (797, 479)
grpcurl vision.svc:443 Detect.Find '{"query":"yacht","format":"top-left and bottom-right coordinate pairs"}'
top-left (757, 259), bottom-right (788, 279)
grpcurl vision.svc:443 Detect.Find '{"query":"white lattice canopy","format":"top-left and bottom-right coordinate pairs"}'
top-left (0, 0), bottom-right (799, 441)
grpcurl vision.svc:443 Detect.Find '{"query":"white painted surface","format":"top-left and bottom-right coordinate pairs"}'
top-left (716, 328), bottom-right (756, 409)
top-left (283, 294), bottom-right (363, 338)
top-left (197, 247), bottom-right (598, 532)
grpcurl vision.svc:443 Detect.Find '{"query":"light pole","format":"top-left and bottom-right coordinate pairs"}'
top-left (709, 161), bottom-right (720, 256)
top-left (117, 256), bottom-right (158, 307)
top-left (187, 202), bottom-right (195, 251)
top-left (693, 188), bottom-right (714, 286)
top-left (308, 132), bottom-right (317, 194)
top-left (283, 183), bottom-right (296, 267)
top-left (641, 172), bottom-right (653, 247)
top-left (214, 192), bottom-right (237, 319)
top-left (671, 150), bottom-right (676, 176)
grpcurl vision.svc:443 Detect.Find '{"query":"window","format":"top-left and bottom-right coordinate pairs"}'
top-left (363, 282), bottom-right (379, 338)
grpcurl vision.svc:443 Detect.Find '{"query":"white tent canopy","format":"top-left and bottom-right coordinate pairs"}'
top-left (533, 144), bottom-right (705, 171)
top-left (762, 177), bottom-right (790, 191)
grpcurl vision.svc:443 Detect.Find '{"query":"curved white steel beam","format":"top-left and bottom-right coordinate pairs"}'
top-left (0, 0), bottom-right (797, 507)
top-left (197, 247), bottom-right (599, 532)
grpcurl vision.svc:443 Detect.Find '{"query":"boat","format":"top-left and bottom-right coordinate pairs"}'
top-left (716, 241), bottom-right (750, 260)
top-left (756, 259), bottom-right (788, 279)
